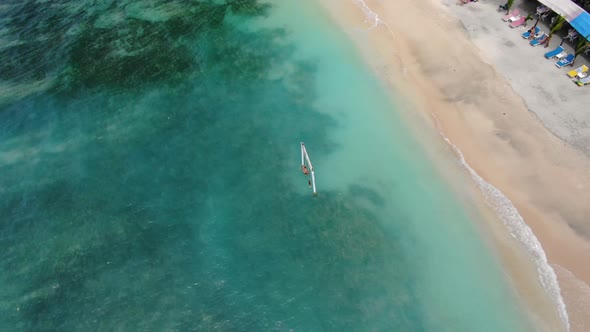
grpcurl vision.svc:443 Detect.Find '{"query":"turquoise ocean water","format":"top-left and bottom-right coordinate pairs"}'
top-left (0, 0), bottom-right (535, 330)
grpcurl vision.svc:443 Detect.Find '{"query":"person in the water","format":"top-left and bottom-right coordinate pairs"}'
top-left (302, 165), bottom-right (309, 176)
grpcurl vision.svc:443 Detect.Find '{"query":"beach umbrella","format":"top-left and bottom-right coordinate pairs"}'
top-left (569, 12), bottom-right (590, 42)
top-left (545, 15), bottom-right (566, 48)
top-left (571, 35), bottom-right (590, 66)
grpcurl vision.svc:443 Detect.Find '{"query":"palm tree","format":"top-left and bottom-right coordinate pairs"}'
top-left (531, 15), bottom-right (541, 30)
top-left (544, 15), bottom-right (565, 48)
top-left (506, 0), bottom-right (514, 14)
top-left (524, 14), bottom-right (534, 27)
top-left (571, 36), bottom-right (590, 67)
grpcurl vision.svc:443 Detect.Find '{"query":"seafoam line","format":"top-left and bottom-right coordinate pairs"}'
top-left (352, 0), bottom-right (395, 36)
top-left (351, 0), bottom-right (570, 331)
top-left (438, 124), bottom-right (570, 332)
top-left (352, 0), bottom-right (380, 29)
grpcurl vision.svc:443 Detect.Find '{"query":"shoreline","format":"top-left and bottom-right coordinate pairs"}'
top-left (318, 0), bottom-right (590, 331)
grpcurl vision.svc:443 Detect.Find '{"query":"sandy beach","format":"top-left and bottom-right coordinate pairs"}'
top-left (319, 0), bottom-right (590, 330)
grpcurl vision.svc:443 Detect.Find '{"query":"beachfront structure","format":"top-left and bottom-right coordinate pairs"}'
top-left (533, 0), bottom-right (590, 41)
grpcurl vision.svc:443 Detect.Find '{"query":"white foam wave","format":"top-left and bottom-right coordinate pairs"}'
top-left (445, 133), bottom-right (570, 331)
top-left (353, 0), bottom-right (380, 29)
top-left (350, 1), bottom-right (571, 330)
top-left (555, 264), bottom-right (590, 291)
top-left (353, 0), bottom-right (395, 36)
top-left (353, 0), bottom-right (570, 332)
top-left (434, 117), bottom-right (570, 332)
top-left (353, 0), bottom-right (570, 331)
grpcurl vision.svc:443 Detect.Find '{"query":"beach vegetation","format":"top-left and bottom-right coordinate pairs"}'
top-left (545, 15), bottom-right (566, 48)
top-left (524, 14), bottom-right (534, 27)
top-left (529, 14), bottom-right (541, 30)
top-left (505, 0), bottom-right (514, 14)
top-left (571, 36), bottom-right (590, 66)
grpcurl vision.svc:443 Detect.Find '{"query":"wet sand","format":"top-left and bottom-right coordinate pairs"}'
top-left (318, 0), bottom-right (590, 331)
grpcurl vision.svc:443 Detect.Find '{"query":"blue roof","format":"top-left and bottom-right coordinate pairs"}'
top-left (570, 12), bottom-right (590, 41)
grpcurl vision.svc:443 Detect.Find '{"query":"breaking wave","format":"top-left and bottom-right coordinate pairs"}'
top-left (440, 128), bottom-right (570, 332)
top-left (351, 0), bottom-right (570, 330)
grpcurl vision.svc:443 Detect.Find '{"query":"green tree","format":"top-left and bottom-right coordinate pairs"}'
top-left (571, 35), bottom-right (590, 67)
top-left (524, 14), bottom-right (534, 27)
top-left (506, 0), bottom-right (515, 14)
top-left (531, 15), bottom-right (541, 30)
top-left (544, 15), bottom-right (566, 48)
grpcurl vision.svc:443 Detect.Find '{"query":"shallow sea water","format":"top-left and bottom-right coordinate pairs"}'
top-left (0, 1), bottom-right (533, 330)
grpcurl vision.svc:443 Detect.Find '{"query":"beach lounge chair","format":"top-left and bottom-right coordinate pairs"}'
top-left (575, 77), bottom-right (590, 86)
top-left (577, 70), bottom-right (589, 79)
top-left (521, 27), bottom-right (540, 39)
top-left (530, 33), bottom-right (548, 46)
top-left (509, 15), bottom-right (522, 22)
top-left (567, 65), bottom-right (589, 78)
top-left (555, 54), bottom-right (574, 68)
top-left (555, 51), bottom-right (568, 59)
top-left (544, 46), bottom-right (564, 59)
top-left (502, 9), bottom-right (519, 21)
top-left (509, 16), bottom-right (526, 28)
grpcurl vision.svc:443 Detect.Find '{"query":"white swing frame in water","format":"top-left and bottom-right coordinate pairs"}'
top-left (300, 142), bottom-right (317, 196)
